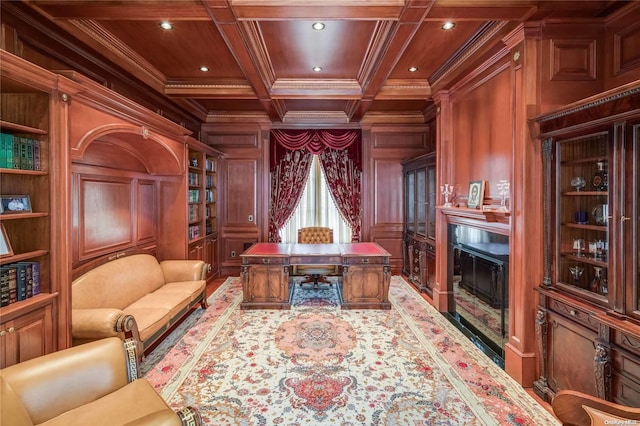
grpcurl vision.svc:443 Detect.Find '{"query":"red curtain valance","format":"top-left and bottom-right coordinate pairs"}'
top-left (270, 129), bottom-right (361, 170)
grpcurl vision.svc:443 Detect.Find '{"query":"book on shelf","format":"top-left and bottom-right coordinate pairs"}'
top-left (16, 262), bottom-right (38, 298)
top-left (15, 263), bottom-right (27, 301)
top-left (1, 266), bottom-right (18, 305)
top-left (0, 261), bottom-right (41, 306)
top-left (0, 134), bottom-right (41, 170)
top-left (12, 138), bottom-right (20, 169)
top-left (0, 267), bottom-right (10, 307)
top-left (188, 224), bottom-right (201, 240)
top-left (188, 189), bottom-right (200, 203)
top-left (33, 139), bottom-right (41, 171)
top-left (0, 133), bottom-right (12, 169)
top-left (189, 204), bottom-right (199, 222)
top-left (188, 172), bottom-right (199, 186)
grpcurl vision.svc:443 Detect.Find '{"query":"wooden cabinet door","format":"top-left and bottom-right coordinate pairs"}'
top-left (188, 241), bottom-right (204, 261)
top-left (342, 265), bottom-right (390, 309)
top-left (545, 310), bottom-right (598, 396)
top-left (1, 303), bottom-right (53, 368)
top-left (244, 265), bottom-right (287, 305)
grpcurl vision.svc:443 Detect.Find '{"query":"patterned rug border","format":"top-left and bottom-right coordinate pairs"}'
top-left (388, 277), bottom-right (558, 425)
top-left (159, 276), bottom-right (242, 399)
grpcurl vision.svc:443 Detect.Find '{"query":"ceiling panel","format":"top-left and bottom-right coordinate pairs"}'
top-left (98, 20), bottom-right (245, 79)
top-left (390, 20), bottom-right (484, 80)
top-left (261, 20), bottom-right (376, 79)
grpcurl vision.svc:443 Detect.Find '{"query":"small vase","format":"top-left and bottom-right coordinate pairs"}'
top-left (592, 161), bottom-right (608, 191)
top-left (590, 267), bottom-right (602, 293)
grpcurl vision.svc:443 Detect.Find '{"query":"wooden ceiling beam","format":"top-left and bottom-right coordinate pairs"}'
top-left (351, 0), bottom-right (437, 121)
top-left (26, 2), bottom-right (211, 20)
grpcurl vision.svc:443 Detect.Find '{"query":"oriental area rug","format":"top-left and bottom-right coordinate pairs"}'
top-left (141, 276), bottom-right (560, 425)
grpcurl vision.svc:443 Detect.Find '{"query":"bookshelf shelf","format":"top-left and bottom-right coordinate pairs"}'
top-left (0, 249), bottom-right (48, 265)
top-left (0, 212), bottom-right (49, 220)
top-left (0, 120), bottom-right (47, 135)
top-left (0, 168), bottom-right (47, 176)
top-left (0, 292), bottom-right (57, 323)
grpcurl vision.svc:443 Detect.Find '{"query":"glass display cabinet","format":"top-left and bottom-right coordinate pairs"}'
top-left (533, 82), bottom-right (640, 407)
top-left (556, 133), bottom-right (610, 305)
top-left (402, 153), bottom-right (436, 293)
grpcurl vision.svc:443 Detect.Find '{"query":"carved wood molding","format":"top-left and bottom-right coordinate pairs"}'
top-left (437, 206), bottom-right (510, 235)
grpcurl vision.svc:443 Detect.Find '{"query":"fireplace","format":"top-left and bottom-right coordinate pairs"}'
top-left (446, 224), bottom-right (509, 368)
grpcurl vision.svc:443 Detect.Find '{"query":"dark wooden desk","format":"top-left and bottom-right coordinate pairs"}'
top-left (240, 242), bottom-right (391, 310)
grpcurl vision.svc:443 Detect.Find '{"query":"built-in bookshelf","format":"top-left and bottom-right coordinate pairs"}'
top-left (186, 138), bottom-right (221, 282)
top-left (0, 71), bottom-right (56, 367)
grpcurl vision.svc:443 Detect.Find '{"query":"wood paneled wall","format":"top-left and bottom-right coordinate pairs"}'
top-left (203, 124), bottom-right (268, 276)
top-left (449, 60), bottom-right (513, 200)
top-left (362, 123), bottom-right (435, 272)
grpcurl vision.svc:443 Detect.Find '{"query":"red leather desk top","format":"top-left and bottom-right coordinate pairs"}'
top-left (241, 242), bottom-right (390, 258)
top-left (340, 242), bottom-right (390, 257)
top-left (241, 243), bottom-right (291, 257)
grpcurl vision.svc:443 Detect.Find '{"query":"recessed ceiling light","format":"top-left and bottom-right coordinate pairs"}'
top-left (313, 66), bottom-right (323, 72)
top-left (200, 66), bottom-right (209, 72)
top-left (312, 22), bottom-right (325, 30)
top-left (408, 66), bottom-right (418, 72)
top-left (441, 21), bottom-right (455, 30)
top-left (160, 21), bottom-right (173, 30)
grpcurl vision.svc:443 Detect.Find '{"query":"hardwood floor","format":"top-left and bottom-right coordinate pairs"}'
top-left (205, 274), bottom-right (555, 417)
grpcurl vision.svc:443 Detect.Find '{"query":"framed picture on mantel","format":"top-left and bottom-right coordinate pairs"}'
top-left (467, 180), bottom-right (485, 209)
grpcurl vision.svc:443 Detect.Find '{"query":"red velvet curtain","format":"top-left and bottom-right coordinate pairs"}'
top-left (269, 129), bottom-right (362, 242)
top-left (269, 149), bottom-right (313, 242)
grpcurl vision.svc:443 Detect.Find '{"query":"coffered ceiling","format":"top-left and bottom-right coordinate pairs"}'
top-left (13, 0), bottom-right (628, 125)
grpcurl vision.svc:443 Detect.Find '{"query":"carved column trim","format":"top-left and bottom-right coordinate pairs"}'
top-left (533, 308), bottom-right (550, 399)
top-left (541, 139), bottom-right (553, 288)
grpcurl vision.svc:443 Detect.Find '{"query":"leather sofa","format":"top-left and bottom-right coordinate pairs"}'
top-left (0, 337), bottom-right (202, 426)
top-left (72, 253), bottom-right (208, 357)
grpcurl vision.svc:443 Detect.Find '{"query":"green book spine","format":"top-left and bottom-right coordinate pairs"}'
top-left (6, 134), bottom-right (14, 169)
top-left (25, 138), bottom-right (34, 170)
top-left (19, 137), bottom-right (28, 170)
top-left (0, 133), bottom-right (8, 168)
top-left (12, 137), bottom-right (21, 169)
top-left (33, 139), bottom-right (41, 171)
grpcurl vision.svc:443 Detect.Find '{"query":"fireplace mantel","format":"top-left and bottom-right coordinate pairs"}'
top-left (437, 206), bottom-right (510, 235)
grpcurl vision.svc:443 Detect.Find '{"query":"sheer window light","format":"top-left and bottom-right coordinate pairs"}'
top-left (280, 155), bottom-right (352, 243)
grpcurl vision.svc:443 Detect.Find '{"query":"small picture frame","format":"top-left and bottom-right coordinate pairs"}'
top-left (467, 180), bottom-right (485, 209)
top-left (0, 224), bottom-right (13, 257)
top-left (0, 195), bottom-right (32, 214)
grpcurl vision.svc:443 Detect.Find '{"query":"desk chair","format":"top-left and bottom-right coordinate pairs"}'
top-left (552, 389), bottom-right (640, 425)
top-left (296, 226), bottom-right (339, 288)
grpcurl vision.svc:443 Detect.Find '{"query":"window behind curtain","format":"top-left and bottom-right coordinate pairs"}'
top-left (280, 155), bottom-right (352, 243)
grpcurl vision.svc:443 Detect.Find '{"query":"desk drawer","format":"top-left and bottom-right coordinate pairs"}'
top-left (290, 255), bottom-right (342, 264)
top-left (243, 256), bottom-right (286, 265)
top-left (343, 256), bottom-right (387, 265)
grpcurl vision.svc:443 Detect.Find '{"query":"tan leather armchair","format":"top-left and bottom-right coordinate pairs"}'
top-left (552, 389), bottom-right (640, 425)
top-left (0, 337), bottom-right (202, 426)
top-left (295, 226), bottom-right (339, 288)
